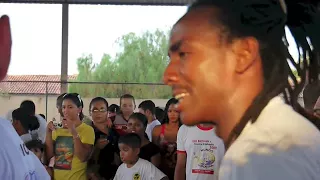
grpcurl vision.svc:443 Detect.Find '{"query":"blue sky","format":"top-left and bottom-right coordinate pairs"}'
top-left (0, 3), bottom-right (297, 75)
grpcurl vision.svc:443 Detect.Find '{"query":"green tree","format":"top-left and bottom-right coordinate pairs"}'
top-left (69, 29), bottom-right (171, 98)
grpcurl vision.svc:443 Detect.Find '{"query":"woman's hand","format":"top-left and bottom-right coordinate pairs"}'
top-left (47, 121), bottom-right (56, 133)
top-left (64, 118), bottom-right (77, 135)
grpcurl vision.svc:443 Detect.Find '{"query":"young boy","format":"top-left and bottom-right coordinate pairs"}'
top-left (25, 140), bottom-right (53, 178)
top-left (114, 133), bottom-right (168, 180)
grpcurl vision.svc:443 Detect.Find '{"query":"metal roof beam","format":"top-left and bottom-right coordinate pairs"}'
top-left (2, 0), bottom-right (193, 6)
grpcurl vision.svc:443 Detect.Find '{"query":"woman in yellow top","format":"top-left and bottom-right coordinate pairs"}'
top-left (45, 93), bottom-right (95, 180)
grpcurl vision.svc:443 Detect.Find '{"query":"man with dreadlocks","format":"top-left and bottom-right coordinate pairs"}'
top-left (164, 0), bottom-right (320, 179)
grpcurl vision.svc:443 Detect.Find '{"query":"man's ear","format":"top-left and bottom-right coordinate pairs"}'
top-left (232, 37), bottom-right (259, 74)
top-left (146, 109), bottom-right (151, 117)
top-left (0, 15), bottom-right (11, 81)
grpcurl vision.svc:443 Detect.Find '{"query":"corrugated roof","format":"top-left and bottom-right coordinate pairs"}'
top-left (2, 0), bottom-right (194, 5)
top-left (0, 75), bottom-right (77, 95)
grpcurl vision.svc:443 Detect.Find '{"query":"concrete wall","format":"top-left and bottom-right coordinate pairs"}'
top-left (0, 95), bottom-right (169, 121)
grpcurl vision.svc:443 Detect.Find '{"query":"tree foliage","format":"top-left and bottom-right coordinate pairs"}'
top-left (69, 29), bottom-right (171, 98)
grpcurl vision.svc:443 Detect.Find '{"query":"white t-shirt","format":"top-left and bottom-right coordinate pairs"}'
top-left (31, 114), bottom-right (47, 143)
top-left (146, 120), bottom-right (161, 141)
top-left (114, 158), bottom-right (166, 180)
top-left (0, 118), bottom-right (50, 180)
top-left (20, 133), bottom-right (32, 143)
top-left (177, 125), bottom-right (225, 180)
top-left (219, 97), bottom-right (320, 180)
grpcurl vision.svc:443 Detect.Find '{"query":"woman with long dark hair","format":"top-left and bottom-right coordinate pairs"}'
top-left (152, 98), bottom-right (180, 180)
top-left (164, 0), bottom-right (320, 179)
top-left (87, 97), bottom-right (119, 180)
top-left (45, 93), bottom-right (95, 180)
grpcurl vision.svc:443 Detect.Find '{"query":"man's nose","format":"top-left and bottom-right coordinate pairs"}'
top-left (163, 60), bottom-right (179, 86)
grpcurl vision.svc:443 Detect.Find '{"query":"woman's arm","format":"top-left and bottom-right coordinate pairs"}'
top-left (151, 153), bottom-right (161, 168)
top-left (152, 125), bottom-right (161, 146)
top-left (45, 122), bottom-right (55, 163)
top-left (72, 133), bottom-right (93, 162)
top-left (45, 134), bottom-right (54, 163)
top-left (175, 153), bottom-right (187, 180)
top-left (44, 166), bottom-right (53, 179)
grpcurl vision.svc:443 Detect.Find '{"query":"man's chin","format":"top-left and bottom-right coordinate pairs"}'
top-left (180, 113), bottom-right (199, 126)
top-left (181, 113), bottom-right (215, 126)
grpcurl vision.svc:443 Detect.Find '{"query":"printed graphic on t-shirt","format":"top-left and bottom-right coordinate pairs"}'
top-left (24, 170), bottom-right (37, 180)
top-left (191, 140), bottom-right (216, 175)
top-left (133, 172), bottom-right (141, 180)
top-left (54, 136), bottom-right (74, 170)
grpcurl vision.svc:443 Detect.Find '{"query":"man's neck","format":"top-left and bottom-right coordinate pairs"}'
top-left (147, 116), bottom-right (155, 124)
top-left (93, 120), bottom-right (107, 126)
top-left (167, 121), bottom-right (179, 128)
top-left (219, 76), bottom-right (263, 147)
top-left (73, 119), bottom-right (82, 127)
top-left (93, 121), bottom-right (108, 132)
top-left (123, 114), bottom-right (131, 121)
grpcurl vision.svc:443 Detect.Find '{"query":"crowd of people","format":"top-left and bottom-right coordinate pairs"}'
top-left (1, 0), bottom-right (320, 180)
top-left (6, 89), bottom-right (318, 180)
top-left (4, 94), bottom-right (225, 180)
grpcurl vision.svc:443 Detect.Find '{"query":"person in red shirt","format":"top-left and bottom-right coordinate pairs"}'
top-left (114, 94), bottom-right (136, 136)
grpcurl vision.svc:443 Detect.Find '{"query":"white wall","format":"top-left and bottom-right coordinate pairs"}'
top-left (0, 95), bottom-right (169, 121)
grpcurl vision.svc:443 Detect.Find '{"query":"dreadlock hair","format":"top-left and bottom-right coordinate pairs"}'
top-left (303, 81), bottom-right (320, 111)
top-left (188, 0), bottom-right (320, 147)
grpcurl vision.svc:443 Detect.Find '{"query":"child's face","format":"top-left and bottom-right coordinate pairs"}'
top-left (119, 143), bottom-right (139, 164)
top-left (127, 118), bottom-right (145, 136)
top-left (120, 98), bottom-right (135, 115)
